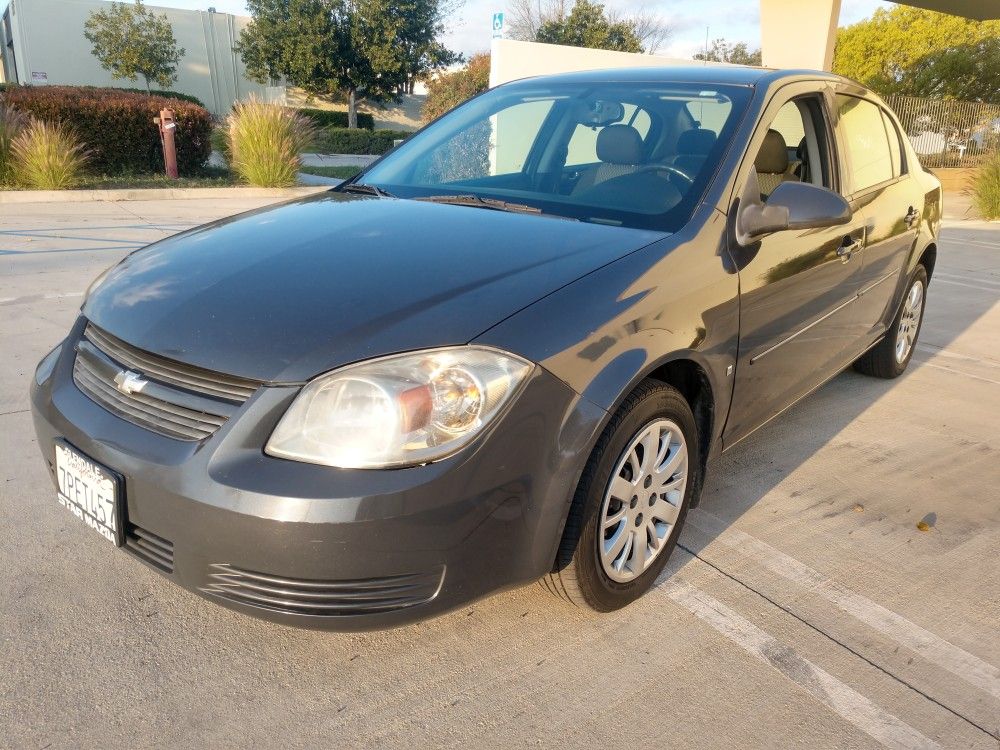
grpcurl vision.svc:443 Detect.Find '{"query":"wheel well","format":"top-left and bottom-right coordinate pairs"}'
top-left (919, 243), bottom-right (937, 280)
top-left (647, 359), bottom-right (714, 482)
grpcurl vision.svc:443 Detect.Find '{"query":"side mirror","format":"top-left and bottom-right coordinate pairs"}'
top-left (736, 170), bottom-right (851, 245)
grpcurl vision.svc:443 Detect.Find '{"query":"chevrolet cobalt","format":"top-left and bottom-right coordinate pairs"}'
top-left (31, 67), bottom-right (940, 629)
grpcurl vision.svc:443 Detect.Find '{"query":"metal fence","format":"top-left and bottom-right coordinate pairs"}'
top-left (884, 94), bottom-right (1000, 169)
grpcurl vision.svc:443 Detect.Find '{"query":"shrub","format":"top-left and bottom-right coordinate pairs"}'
top-left (423, 54), bottom-right (490, 122)
top-left (108, 87), bottom-right (206, 108)
top-left (0, 103), bottom-right (29, 185)
top-left (0, 85), bottom-right (212, 174)
top-left (12, 120), bottom-right (90, 189)
top-left (298, 108), bottom-right (375, 130)
top-left (314, 128), bottom-right (412, 155)
top-left (226, 97), bottom-right (316, 187)
top-left (970, 151), bottom-right (1000, 220)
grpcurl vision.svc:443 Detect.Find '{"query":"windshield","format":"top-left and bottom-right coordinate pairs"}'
top-left (355, 80), bottom-right (752, 231)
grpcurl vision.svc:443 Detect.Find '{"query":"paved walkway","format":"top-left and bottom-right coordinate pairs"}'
top-left (1, 198), bottom-right (998, 749)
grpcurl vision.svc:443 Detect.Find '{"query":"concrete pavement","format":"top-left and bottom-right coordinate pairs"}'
top-left (1, 198), bottom-right (998, 749)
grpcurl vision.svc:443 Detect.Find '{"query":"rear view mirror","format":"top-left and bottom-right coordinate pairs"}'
top-left (736, 170), bottom-right (851, 245)
top-left (574, 99), bottom-right (626, 127)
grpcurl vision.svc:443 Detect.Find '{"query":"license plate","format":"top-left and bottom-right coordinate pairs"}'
top-left (55, 442), bottom-right (123, 546)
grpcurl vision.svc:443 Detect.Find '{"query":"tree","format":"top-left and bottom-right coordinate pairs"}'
top-left (238, 0), bottom-right (456, 127)
top-left (508, 0), bottom-right (670, 54)
top-left (422, 53), bottom-right (490, 121)
top-left (84, 0), bottom-right (185, 92)
top-left (833, 6), bottom-right (1000, 102)
top-left (397, 0), bottom-right (462, 94)
top-left (694, 38), bottom-right (762, 66)
top-left (536, 0), bottom-right (642, 53)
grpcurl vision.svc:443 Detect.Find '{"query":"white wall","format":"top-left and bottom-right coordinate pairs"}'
top-left (1, 0), bottom-right (272, 113)
top-left (489, 39), bottom-right (728, 88)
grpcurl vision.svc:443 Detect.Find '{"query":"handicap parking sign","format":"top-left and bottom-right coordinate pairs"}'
top-left (492, 12), bottom-right (504, 38)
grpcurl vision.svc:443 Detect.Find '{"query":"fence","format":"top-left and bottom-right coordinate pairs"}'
top-left (884, 94), bottom-right (1000, 169)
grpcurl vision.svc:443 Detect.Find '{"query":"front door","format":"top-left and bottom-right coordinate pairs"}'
top-left (724, 92), bottom-right (866, 446)
top-left (833, 94), bottom-right (922, 337)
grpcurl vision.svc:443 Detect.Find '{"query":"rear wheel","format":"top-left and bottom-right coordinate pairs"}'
top-left (854, 265), bottom-right (927, 379)
top-left (542, 380), bottom-right (701, 611)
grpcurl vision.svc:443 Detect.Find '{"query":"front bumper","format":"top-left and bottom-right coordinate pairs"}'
top-left (30, 319), bottom-right (606, 630)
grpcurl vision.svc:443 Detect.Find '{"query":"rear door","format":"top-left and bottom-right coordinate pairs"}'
top-left (833, 92), bottom-right (922, 337)
top-left (724, 84), bottom-right (867, 446)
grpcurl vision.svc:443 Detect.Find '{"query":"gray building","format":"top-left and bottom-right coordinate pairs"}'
top-left (0, 0), bottom-right (280, 114)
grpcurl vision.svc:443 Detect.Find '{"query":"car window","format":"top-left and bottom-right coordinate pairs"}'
top-left (684, 98), bottom-right (732, 135)
top-left (362, 82), bottom-right (753, 232)
top-left (412, 99), bottom-right (555, 184)
top-left (770, 101), bottom-right (806, 150)
top-left (836, 95), bottom-right (895, 193)
top-left (751, 97), bottom-right (830, 201)
top-left (881, 109), bottom-right (905, 177)
top-left (566, 104), bottom-right (651, 167)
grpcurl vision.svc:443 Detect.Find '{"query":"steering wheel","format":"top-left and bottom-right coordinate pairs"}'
top-left (632, 164), bottom-right (696, 189)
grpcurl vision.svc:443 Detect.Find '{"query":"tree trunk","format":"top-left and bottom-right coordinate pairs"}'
top-left (347, 89), bottom-right (358, 129)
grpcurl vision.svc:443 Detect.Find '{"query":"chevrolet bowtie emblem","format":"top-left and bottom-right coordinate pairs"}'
top-left (114, 369), bottom-right (148, 395)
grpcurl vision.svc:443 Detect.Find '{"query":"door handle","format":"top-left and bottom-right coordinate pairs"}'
top-left (904, 206), bottom-right (920, 227)
top-left (837, 236), bottom-right (862, 262)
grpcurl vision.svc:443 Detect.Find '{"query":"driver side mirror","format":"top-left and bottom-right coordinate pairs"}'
top-left (736, 169), bottom-right (851, 246)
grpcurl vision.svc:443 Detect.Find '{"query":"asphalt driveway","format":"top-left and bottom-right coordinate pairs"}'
top-left (1, 198), bottom-right (998, 749)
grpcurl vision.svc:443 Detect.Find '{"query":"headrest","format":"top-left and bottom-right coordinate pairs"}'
top-left (677, 128), bottom-right (716, 155)
top-left (755, 129), bottom-right (789, 174)
top-left (597, 124), bottom-right (643, 165)
top-left (796, 136), bottom-right (807, 160)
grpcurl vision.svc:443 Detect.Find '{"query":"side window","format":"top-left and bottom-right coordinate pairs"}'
top-left (881, 109), bottom-right (905, 177)
top-left (836, 95), bottom-right (894, 193)
top-left (751, 97), bottom-right (830, 201)
top-left (566, 104), bottom-right (651, 167)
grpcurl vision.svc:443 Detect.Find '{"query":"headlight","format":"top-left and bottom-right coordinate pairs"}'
top-left (265, 347), bottom-right (533, 469)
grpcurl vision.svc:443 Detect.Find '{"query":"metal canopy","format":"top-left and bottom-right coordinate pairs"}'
top-left (899, 0), bottom-right (1000, 20)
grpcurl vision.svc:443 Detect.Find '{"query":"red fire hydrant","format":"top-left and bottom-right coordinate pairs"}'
top-left (154, 108), bottom-right (179, 179)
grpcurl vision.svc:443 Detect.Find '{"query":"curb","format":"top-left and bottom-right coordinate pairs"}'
top-left (0, 185), bottom-right (331, 204)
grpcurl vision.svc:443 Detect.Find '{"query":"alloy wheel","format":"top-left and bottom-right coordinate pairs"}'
top-left (895, 279), bottom-right (924, 364)
top-left (598, 418), bottom-right (688, 583)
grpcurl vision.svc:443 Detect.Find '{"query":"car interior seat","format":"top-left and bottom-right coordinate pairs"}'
top-left (671, 128), bottom-right (717, 177)
top-left (573, 124), bottom-right (645, 193)
top-left (755, 129), bottom-right (795, 198)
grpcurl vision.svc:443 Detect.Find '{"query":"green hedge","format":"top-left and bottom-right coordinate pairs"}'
top-left (314, 128), bottom-right (412, 155)
top-left (298, 108), bottom-right (375, 130)
top-left (0, 86), bottom-right (213, 174)
top-left (0, 83), bottom-right (205, 108)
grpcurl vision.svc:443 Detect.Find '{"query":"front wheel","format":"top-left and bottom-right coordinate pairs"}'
top-left (854, 265), bottom-right (928, 379)
top-left (542, 380), bottom-right (701, 611)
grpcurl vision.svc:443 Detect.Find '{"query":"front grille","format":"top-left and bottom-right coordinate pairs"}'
top-left (84, 325), bottom-right (258, 402)
top-left (73, 324), bottom-right (260, 441)
top-left (201, 564), bottom-right (444, 617)
top-left (124, 523), bottom-right (174, 573)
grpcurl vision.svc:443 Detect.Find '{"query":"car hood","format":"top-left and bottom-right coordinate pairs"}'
top-left (83, 192), bottom-right (664, 382)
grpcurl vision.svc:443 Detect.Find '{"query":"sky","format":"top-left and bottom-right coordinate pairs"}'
top-left (147, 0), bottom-right (896, 58)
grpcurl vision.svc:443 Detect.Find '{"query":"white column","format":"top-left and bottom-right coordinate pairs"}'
top-left (760, 0), bottom-right (842, 71)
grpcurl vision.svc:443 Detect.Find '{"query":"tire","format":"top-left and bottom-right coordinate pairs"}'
top-left (854, 265), bottom-right (928, 379)
top-left (542, 379), bottom-right (701, 611)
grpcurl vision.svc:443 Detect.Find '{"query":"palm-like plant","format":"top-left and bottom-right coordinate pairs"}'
top-left (0, 103), bottom-right (29, 185)
top-left (226, 98), bottom-right (316, 187)
top-left (12, 120), bottom-right (91, 190)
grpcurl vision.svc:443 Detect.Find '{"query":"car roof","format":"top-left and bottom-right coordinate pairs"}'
top-left (502, 65), bottom-right (844, 89)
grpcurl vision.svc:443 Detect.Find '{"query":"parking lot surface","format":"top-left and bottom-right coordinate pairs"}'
top-left (2, 199), bottom-right (998, 749)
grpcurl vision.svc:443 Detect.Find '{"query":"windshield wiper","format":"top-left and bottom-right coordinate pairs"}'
top-left (339, 182), bottom-right (395, 198)
top-left (415, 194), bottom-right (544, 215)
